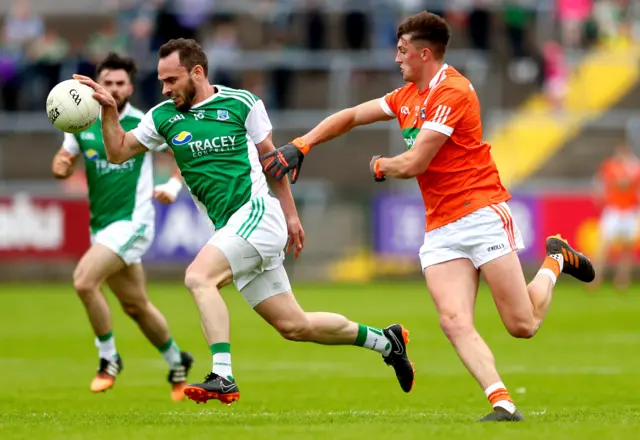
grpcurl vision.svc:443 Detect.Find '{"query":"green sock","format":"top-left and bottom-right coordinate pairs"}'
top-left (353, 324), bottom-right (391, 356)
top-left (95, 331), bottom-right (118, 361)
top-left (210, 342), bottom-right (233, 380)
top-left (157, 337), bottom-right (182, 368)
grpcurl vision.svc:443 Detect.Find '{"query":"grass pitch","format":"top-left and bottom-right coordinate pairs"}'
top-left (1, 280), bottom-right (639, 439)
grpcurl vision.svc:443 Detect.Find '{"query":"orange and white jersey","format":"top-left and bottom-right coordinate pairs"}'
top-left (380, 64), bottom-right (510, 231)
top-left (597, 156), bottom-right (640, 211)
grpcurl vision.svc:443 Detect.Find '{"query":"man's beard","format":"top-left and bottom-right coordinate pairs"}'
top-left (175, 79), bottom-right (197, 112)
top-left (116, 97), bottom-right (129, 113)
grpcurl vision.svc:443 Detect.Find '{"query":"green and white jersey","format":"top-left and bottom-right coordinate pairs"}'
top-left (131, 85), bottom-right (272, 229)
top-left (63, 103), bottom-right (155, 233)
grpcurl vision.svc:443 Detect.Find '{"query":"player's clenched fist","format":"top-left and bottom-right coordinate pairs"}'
top-left (261, 138), bottom-right (310, 183)
top-left (370, 155), bottom-right (386, 182)
top-left (154, 177), bottom-right (183, 204)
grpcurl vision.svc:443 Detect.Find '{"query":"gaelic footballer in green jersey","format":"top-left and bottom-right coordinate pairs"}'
top-left (133, 86), bottom-right (273, 231)
top-left (52, 52), bottom-right (192, 401)
top-left (74, 38), bottom-right (415, 406)
top-left (63, 102), bottom-right (154, 237)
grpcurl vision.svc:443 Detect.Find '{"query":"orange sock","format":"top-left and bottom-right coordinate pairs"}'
top-left (485, 381), bottom-right (516, 413)
top-left (537, 254), bottom-right (563, 285)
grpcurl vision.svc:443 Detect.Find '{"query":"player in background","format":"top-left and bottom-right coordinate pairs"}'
top-left (74, 38), bottom-right (415, 406)
top-left (591, 142), bottom-right (640, 291)
top-left (51, 52), bottom-right (193, 401)
top-left (262, 11), bottom-right (596, 422)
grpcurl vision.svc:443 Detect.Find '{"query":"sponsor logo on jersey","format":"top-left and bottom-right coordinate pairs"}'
top-left (216, 109), bottom-right (229, 121)
top-left (95, 159), bottom-right (135, 175)
top-left (80, 132), bottom-right (96, 140)
top-left (188, 136), bottom-right (237, 157)
top-left (85, 149), bottom-right (99, 160)
top-left (404, 137), bottom-right (416, 149)
top-left (400, 106), bottom-right (410, 115)
top-left (169, 114), bottom-right (185, 124)
top-left (172, 131), bottom-right (193, 146)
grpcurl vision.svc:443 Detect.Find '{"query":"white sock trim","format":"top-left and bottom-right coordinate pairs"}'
top-left (494, 400), bottom-right (517, 414)
top-left (484, 381), bottom-right (506, 397)
top-left (485, 381), bottom-right (516, 414)
top-left (538, 268), bottom-right (557, 285)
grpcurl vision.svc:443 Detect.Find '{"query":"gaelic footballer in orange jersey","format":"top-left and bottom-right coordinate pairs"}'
top-left (591, 142), bottom-right (640, 290)
top-left (380, 64), bottom-right (510, 231)
top-left (262, 11), bottom-right (595, 423)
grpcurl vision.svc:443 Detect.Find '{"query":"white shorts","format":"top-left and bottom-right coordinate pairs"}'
top-left (419, 202), bottom-right (525, 270)
top-left (600, 207), bottom-right (638, 242)
top-left (91, 220), bottom-right (154, 265)
top-left (208, 195), bottom-right (290, 307)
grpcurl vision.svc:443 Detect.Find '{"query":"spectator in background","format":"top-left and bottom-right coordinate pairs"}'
top-left (256, 0), bottom-right (296, 33)
top-left (422, 0), bottom-right (447, 17)
top-left (502, 1), bottom-right (542, 88)
top-left (3, 0), bottom-right (43, 51)
top-left (343, 0), bottom-right (370, 50)
top-left (1, 0), bottom-right (44, 110)
top-left (106, 0), bottom-right (162, 35)
top-left (173, 0), bottom-right (211, 40)
top-left (542, 40), bottom-right (568, 110)
top-left (467, 0), bottom-right (492, 52)
top-left (78, 20), bottom-right (128, 77)
top-left (503, 0), bottom-right (535, 59)
top-left (304, 0), bottom-right (326, 50)
top-left (153, 0), bottom-right (210, 46)
top-left (593, 0), bottom-right (621, 42)
top-left (369, 0), bottom-right (400, 50)
top-left (592, 0), bottom-right (633, 45)
top-left (129, 15), bottom-right (159, 108)
top-left (396, 0), bottom-right (425, 15)
top-left (27, 27), bottom-right (69, 98)
top-left (0, 37), bottom-right (22, 110)
top-left (557, 0), bottom-right (593, 48)
top-left (630, 0), bottom-right (640, 42)
top-left (261, 1), bottom-right (295, 110)
top-left (203, 18), bottom-right (240, 88)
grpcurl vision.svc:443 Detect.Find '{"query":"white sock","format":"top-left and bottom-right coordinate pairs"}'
top-left (537, 253), bottom-right (564, 285)
top-left (355, 325), bottom-right (392, 356)
top-left (159, 338), bottom-right (182, 368)
top-left (212, 353), bottom-right (233, 380)
top-left (537, 268), bottom-right (557, 285)
top-left (485, 381), bottom-right (517, 414)
top-left (95, 334), bottom-right (118, 361)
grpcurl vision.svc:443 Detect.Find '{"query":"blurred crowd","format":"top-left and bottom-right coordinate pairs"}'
top-left (0, 0), bottom-right (639, 112)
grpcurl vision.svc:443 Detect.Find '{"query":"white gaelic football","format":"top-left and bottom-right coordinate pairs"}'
top-left (46, 79), bottom-right (100, 134)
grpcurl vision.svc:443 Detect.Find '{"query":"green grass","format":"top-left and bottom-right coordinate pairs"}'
top-left (1, 280), bottom-right (640, 439)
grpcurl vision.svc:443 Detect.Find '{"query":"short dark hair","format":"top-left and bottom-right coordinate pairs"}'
top-left (96, 52), bottom-right (137, 81)
top-left (158, 38), bottom-right (208, 76)
top-left (396, 11), bottom-right (451, 59)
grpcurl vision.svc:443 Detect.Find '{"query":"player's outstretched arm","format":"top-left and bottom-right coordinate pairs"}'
top-left (73, 74), bottom-right (148, 164)
top-left (262, 98), bottom-right (394, 183)
top-left (257, 133), bottom-right (305, 258)
top-left (302, 98), bottom-right (395, 150)
top-left (51, 147), bottom-right (78, 179)
top-left (371, 129), bottom-right (449, 181)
